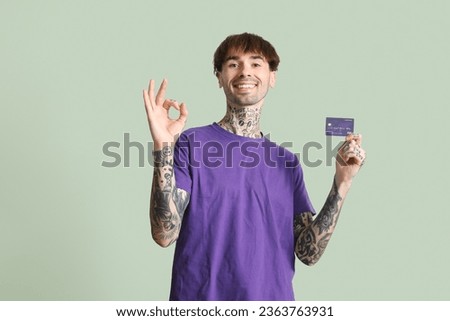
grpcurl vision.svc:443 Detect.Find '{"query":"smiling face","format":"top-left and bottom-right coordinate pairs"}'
top-left (216, 51), bottom-right (276, 108)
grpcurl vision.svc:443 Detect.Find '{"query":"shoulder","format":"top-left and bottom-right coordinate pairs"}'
top-left (179, 124), bottom-right (216, 140)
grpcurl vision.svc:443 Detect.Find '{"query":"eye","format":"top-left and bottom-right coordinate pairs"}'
top-left (252, 63), bottom-right (262, 67)
top-left (228, 63), bottom-right (238, 68)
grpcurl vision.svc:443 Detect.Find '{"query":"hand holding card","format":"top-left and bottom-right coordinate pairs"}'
top-left (338, 134), bottom-right (364, 166)
top-left (334, 132), bottom-right (366, 191)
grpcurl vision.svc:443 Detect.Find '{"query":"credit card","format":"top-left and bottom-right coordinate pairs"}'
top-left (325, 117), bottom-right (354, 136)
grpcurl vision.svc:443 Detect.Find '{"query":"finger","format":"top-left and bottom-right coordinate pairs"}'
top-left (147, 79), bottom-right (156, 108)
top-left (347, 146), bottom-right (366, 164)
top-left (358, 149), bottom-right (366, 162)
top-left (354, 151), bottom-right (365, 166)
top-left (143, 90), bottom-right (153, 114)
top-left (143, 90), bottom-right (151, 118)
top-left (335, 151), bottom-right (348, 167)
top-left (338, 139), bottom-right (356, 154)
top-left (143, 80), bottom-right (154, 118)
top-left (177, 102), bottom-right (188, 123)
top-left (155, 79), bottom-right (168, 106)
top-left (347, 144), bottom-right (360, 157)
top-left (338, 140), bottom-right (350, 152)
top-left (346, 133), bottom-right (363, 146)
top-left (353, 133), bottom-right (362, 146)
top-left (359, 150), bottom-right (367, 166)
top-left (171, 100), bottom-right (181, 111)
top-left (162, 99), bottom-right (180, 111)
top-left (339, 143), bottom-right (357, 162)
top-left (162, 99), bottom-right (169, 110)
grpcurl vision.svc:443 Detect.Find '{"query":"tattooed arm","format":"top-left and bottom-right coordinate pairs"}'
top-left (150, 146), bottom-right (190, 248)
top-left (294, 134), bottom-right (366, 265)
top-left (294, 178), bottom-right (345, 266)
top-left (143, 78), bottom-right (190, 247)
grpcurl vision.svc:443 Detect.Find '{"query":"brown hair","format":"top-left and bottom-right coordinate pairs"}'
top-left (213, 32), bottom-right (280, 75)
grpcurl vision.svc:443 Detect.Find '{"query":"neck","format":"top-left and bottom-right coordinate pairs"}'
top-left (218, 104), bottom-right (263, 138)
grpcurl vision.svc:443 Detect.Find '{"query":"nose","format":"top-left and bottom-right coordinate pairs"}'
top-left (239, 62), bottom-right (252, 78)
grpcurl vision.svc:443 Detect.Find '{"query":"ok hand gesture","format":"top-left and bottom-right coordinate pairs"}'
top-left (143, 79), bottom-right (188, 150)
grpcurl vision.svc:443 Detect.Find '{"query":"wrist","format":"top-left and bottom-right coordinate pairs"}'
top-left (153, 141), bottom-right (175, 151)
top-left (334, 175), bottom-right (352, 196)
top-left (153, 145), bottom-right (174, 167)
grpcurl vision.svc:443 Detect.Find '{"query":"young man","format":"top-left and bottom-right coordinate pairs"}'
top-left (143, 33), bottom-right (366, 300)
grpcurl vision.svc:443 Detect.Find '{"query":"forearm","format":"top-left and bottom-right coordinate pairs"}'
top-left (150, 146), bottom-right (189, 247)
top-left (295, 177), bottom-right (348, 265)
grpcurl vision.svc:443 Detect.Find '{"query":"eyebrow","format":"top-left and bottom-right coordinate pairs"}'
top-left (225, 55), bottom-right (265, 62)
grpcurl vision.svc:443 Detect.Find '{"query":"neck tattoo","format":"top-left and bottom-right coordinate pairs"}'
top-left (218, 105), bottom-right (262, 138)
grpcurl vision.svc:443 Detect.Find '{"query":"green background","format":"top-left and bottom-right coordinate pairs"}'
top-left (1, 0), bottom-right (449, 300)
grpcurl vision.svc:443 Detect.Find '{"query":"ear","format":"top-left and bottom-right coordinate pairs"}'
top-left (216, 72), bottom-right (223, 88)
top-left (269, 71), bottom-right (276, 88)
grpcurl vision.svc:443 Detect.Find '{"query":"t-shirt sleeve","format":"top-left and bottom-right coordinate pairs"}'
top-left (292, 155), bottom-right (316, 215)
top-left (173, 132), bottom-right (192, 194)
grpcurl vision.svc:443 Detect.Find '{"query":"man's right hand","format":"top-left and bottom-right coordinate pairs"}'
top-left (143, 79), bottom-right (188, 150)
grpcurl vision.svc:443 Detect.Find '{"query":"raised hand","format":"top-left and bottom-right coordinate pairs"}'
top-left (143, 79), bottom-right (188, 150)
top-left (335, 134), bottom-right (366, 186)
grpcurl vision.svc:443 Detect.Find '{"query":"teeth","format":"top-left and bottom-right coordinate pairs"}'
top-left (237, 84), bottom-right (256, 89)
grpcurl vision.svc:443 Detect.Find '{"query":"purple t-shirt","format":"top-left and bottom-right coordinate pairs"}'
top-left (170, 123), bottom-right (315, 301)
